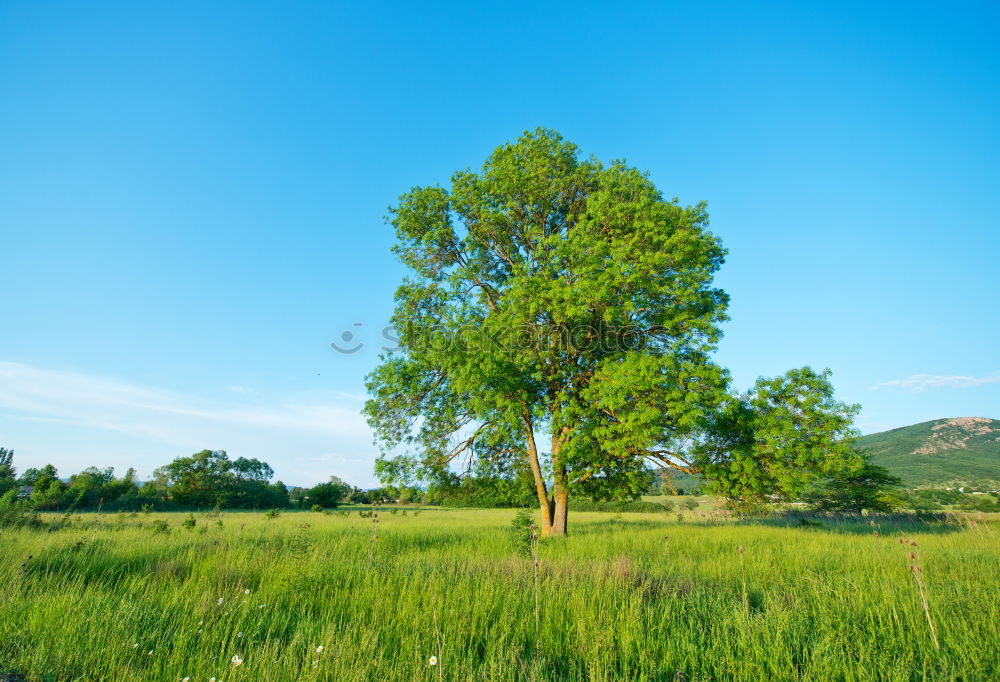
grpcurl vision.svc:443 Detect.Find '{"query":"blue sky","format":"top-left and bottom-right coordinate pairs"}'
top-left (2, 0), bottom-right (998, 486)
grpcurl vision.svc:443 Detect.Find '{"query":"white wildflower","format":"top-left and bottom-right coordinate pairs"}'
top-left (315, 645), bottom-right (324, 653)
top-left (217, 597), bottom-right (224, 605)
top-left (429, 655), bottom-right (438, 666)
top-left (244, 588), bottom-right (251, 594)
top-left (231, 654), bottom-right (243, 666)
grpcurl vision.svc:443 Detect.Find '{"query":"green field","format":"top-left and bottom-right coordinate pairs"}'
top-left (2, 508), bottom-right (998, 681)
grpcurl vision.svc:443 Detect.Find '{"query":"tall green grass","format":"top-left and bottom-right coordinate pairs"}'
top-left (1, 509), bottom-right (997, 681)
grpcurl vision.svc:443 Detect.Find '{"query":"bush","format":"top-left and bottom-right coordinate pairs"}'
top-left (509, 509), bottom-right (534, 556)
top-left (723, 499), bottom-right (769, 518)
top-left (961, 495), bottom-right (1000, 513)
top-left (182, 514), bottom-right (196, 530)
top-left (801, 458), bottom-right (903, 513)
top-left (265, 508), bottom-right (281, 519)
top-left (0, 490), bottom-right (39, 528)
top-left (306, 481), bottom-right (348, 508)
top-left (310, 504), bottom-right (323, 512)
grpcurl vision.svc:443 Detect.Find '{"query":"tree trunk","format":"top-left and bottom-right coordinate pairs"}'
top-left (523, 415), bottom-right (553, 535)
top-left (549, 490), bottom-right (568, 536)
top-left (546, 431), bottom-right (569, 536)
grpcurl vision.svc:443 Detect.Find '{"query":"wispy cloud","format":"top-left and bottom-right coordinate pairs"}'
top-left (870, 373), bottom-right (1000, 392)
top-left (0, 362), bottom-right (376, 486)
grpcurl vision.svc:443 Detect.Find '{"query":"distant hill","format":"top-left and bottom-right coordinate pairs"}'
top-left (859, 417), bottom-right (1000, 488)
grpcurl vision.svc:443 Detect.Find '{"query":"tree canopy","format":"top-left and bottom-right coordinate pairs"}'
top-left (366, 128), bottom-right (860, 535)
top-left (151, 449), bottom-right (288, 509)
top-left (802, 455), bottom-right (904, 513)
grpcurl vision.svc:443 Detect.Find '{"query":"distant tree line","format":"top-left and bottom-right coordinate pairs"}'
top-left (2, 448), bottom-right (329, 512)
top-left (2, 445), bottom-right (994, 515)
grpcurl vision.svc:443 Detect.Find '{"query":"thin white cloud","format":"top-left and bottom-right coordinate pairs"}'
top-left (228, 385), bottom-right (257, 394)
top-left (870, 373), bottom-right (1000, 392)
top-left (0, 361), bottom-right (377, 486)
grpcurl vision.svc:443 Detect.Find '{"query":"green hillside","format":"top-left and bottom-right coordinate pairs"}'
top-left (858, 417), bottom-right (1000, 488)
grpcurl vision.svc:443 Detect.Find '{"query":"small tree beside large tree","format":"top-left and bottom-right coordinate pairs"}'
top-left (365, 129), bottom-right (860, 535)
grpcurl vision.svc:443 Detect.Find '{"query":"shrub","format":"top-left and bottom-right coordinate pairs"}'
top-left (509, 509), bottom-right (534, 556)
top-left (182, 514), bottom-right (196, 530)
top-left (305, 481), bottom-right (348, 508)
top-left (801, 458), bottom-right (903, 513)
top-left (961, 495), bottom-right (1000, 513)
top-left (0, 490), bottom-right (39, 528)
top-left (265, 508), bottom-right (281, 519)
top-left (723, 499), bottom-right (768, 518)
top-left (311, 504), bottom-right (323, 512)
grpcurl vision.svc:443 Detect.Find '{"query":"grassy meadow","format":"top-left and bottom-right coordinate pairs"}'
top-left (2, 507), bottom-right (998, 681)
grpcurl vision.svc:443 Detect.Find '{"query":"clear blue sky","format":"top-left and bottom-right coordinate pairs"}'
top-left (2, 0), bottom-right (998, 486)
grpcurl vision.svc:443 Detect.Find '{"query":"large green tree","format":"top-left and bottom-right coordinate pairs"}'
top-left (365, 129), bottom-right (859, 535)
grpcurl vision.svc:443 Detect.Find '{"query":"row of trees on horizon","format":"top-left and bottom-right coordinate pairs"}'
top-left (4, 445), bottom-right (996, 515)
top-left (0, 447), bottom-right (367, 512)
